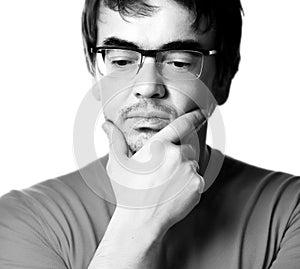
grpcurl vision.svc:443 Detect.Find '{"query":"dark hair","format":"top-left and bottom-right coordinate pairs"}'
top-left (82, 0), bottom-right (243, 97)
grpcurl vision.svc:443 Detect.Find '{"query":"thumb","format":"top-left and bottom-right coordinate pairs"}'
top-left (102, 121), bottom-right (129, 158)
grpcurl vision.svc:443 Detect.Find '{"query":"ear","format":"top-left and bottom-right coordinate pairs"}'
top-left (212, 72), bottom-right (232, 106)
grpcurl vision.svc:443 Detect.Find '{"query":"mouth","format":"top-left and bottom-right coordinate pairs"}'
top-left (126, 111), bottom-right (170, 120)
top-left (128, 117), bottom-right (169, 132)
top-left (134, 127), bottom-right (160, 135)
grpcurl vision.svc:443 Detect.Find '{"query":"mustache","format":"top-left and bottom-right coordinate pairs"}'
top-left (120, 99), bottom-right (178, 119)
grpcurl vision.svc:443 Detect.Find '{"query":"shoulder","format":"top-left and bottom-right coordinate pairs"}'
top-left (0, 154), bottom-right (112, 216)
top-left (0, 156), bottom-right (113, 268)
top-left (0, 168), bottom-right (90, 223)
top-left (206, 150), bottom-right (300, 225)
top-left (215, 155), bottom-right (300, 268)
top-left (0, 156), bottom-right (113, 232)
top-left (215, 152), bottom-right (300, 227)
top-left (217, 151), bottom-right (299, 192)
top-left (0, 173), bottom-right (86, 250)
top-left (0, 181), bottom-right (69, 268)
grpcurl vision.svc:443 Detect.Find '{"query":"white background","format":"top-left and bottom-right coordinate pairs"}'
top-left (0, 0), bottom-right (299, 197)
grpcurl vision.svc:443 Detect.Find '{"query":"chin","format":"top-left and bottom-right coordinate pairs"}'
top-left (125, 131), bottom-right (157, 154)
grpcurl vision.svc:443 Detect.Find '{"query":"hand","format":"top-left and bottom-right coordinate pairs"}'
top-left (102, 109), bottom-right (206, 235)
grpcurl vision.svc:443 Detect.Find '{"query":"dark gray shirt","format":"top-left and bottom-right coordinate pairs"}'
top-left (1, 150), bottom-right (300, 268)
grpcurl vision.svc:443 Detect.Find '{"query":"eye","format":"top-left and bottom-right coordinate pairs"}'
top-left (104, 49), bottom-right (140, 69)
top-left (164, 60), bottom-right (193, 72)
top-left (161, 51), bottom-right (196, 71)
top-left (110, 59), bottom-right (136, 67)
top-left (168, 61), bottom-right (191, 69)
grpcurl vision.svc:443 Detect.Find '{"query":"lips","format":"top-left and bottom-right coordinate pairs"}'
top-left (125, 110), bottom-right (171, 132)
top-left (125, 117), bottom-right (169, 132)
top-left (135, 118), bottom-right (169, 130)
top-left (126, 110), bottom-right (170, 120)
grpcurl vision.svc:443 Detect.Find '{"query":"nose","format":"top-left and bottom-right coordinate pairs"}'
top-left (131, 59), bottom-right (166, 99)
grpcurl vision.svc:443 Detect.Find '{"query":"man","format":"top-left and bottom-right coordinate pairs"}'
top-left (1, 0), bottom-right (300, 269)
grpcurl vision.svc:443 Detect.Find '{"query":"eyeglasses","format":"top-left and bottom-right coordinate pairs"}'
top-left (91, 46), bottom-right (217, 81)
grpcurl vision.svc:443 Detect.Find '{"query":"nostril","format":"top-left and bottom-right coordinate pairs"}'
top-left (133, 83), bottom-right (166, 99)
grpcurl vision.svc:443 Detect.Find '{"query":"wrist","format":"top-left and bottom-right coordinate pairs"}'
top-left (109, 206), bottom-right (164, 246)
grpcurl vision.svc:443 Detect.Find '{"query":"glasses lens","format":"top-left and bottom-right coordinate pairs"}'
top-left (96, 49), bottom-right (141, 78)
top-left (158, 50), bottom-right (203, 80)
top-left (95, 49), bottom-right (204, 80)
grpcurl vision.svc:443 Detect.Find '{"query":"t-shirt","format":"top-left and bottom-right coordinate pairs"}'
top-left (1, 149), bottom-right (300, 269)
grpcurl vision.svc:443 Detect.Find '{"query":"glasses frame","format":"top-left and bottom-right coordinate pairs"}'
top-left (91, 46), bottom-right (217, 80)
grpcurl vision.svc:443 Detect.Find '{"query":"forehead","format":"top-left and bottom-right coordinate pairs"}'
top-left (97, 0), bottom-right (216, 49)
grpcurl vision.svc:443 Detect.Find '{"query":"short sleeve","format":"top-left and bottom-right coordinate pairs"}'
top-left (269, 194), bottom-right (300, 269)
top-left (0, 191), bottom-right (68, 269)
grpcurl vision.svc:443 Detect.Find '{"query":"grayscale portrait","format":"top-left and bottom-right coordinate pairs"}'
top-left (0, 0), bottom-right (300, 268)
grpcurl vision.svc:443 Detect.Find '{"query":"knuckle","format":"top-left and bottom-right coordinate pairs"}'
top-left (191, 177), bottom-right (200, 191)
top-left (195, 176), bottom-right (205, 193)
top-left (189, 172), bottom-right (204, 193)
top-left (195, 178), bottom-right (202, 191)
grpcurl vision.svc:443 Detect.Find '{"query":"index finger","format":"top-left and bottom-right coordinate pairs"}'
top-left (150, 109), bottom-right (207, 144)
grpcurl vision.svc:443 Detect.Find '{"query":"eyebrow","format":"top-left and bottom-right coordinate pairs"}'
top-left (101, 37), bottom-right (203, 50)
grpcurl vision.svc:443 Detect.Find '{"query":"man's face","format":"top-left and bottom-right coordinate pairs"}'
top-left (96, 0), bottom-right (217, 154)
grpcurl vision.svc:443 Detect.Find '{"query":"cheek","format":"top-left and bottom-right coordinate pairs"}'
top-left (99, 77), bottom-right (130, 122)
top-left (166, 80), bottom-right (216, 116)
